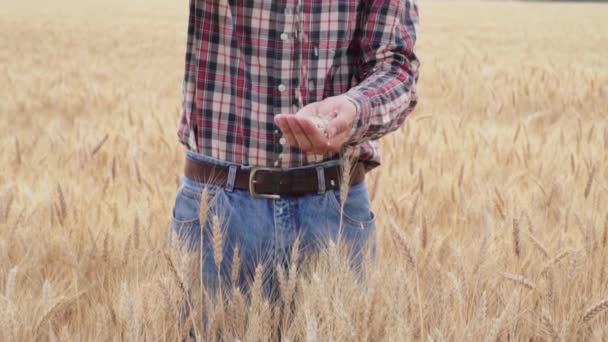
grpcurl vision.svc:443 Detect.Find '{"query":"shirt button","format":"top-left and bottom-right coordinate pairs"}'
top-left (279, 137), bottom-right (287, 145)
top-left (278, 84), bottom-right (286, 92)
top-left (274, 160), bottom-right (280, 167)
top-left (280, 33), bottom-right (289, 41)
top-left (274, 129), bottom-right (280, 134)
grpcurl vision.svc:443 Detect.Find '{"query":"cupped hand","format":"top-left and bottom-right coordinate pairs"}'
top-left (274, 95), bottom-right (358, 155)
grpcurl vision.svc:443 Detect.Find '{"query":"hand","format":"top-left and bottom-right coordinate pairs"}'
top-left (274, 95), bottom-right (358, 155)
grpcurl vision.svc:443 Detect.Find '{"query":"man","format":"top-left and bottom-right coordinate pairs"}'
top-left (171, 0), bottom-right (419, 295)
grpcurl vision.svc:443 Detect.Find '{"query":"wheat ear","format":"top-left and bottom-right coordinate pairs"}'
top-left (540, 250), bottom-right (570, 277)
top-left (211, 215), bottom-right (223, 274)
top-left (582, 298), bottom-right (608, 324)
top-left (541, 309), bottom-right (560, 342)
top-left (231, 245), bottom-right (241, 286)
top-left (584, 165), bottom-right (596, 199)
top-left (500, 272), bottom-right (537, 291)
top-left (512, 218), bottom-right (521, 258)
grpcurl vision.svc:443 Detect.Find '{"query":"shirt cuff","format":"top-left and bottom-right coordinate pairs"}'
top-left (343, 89), bottom-right (372, 145)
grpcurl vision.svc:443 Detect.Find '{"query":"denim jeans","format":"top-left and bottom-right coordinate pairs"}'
top-left (169, 150), bottom-right (377, 297)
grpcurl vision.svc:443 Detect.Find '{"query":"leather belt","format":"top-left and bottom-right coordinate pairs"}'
top-left (184, 157), bottom-right (366, 199)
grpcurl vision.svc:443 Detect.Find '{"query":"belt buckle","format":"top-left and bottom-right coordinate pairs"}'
top-left (249, 167), bottom-right (281, 199)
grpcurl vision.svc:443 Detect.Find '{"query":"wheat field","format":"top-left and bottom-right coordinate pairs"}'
top-left (1, 0), bottom-right (608, 341)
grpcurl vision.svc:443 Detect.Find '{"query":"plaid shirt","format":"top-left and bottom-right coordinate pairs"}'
top-left (178, 0), bottom-right (419, 169)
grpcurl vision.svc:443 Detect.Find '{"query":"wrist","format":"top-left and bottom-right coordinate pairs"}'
top-left (342, 91), bottom-right (370, 145)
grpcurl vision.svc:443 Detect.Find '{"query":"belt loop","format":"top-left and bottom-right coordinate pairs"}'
top-left (226, 165), bottom-right (238, 192)
top-left (316, 166), bottom-right (326, 194)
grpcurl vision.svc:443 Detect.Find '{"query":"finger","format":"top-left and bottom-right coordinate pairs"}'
top-left (296, 116), bottom-right (331, 154)
top-left (285, 116), bottom-right (313, 151)
top-left (274, 115), bottom-right (291, 134)
top-left (275, 115), bottom-right (298, 147)
top-left (326, 116), bottom-right (352, 139)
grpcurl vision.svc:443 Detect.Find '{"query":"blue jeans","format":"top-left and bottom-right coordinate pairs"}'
top-left (169, 150), bottom-right (377, 297)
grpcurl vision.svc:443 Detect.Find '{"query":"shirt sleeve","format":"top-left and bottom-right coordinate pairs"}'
top-left (343, 0), bottom-right (420, 145)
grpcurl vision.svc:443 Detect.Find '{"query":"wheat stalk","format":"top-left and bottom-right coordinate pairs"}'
top-left (2, 192), bottom-right (14, 222)
top-left (122, 233), bottom-right (132, 267)
top-left (338, 157), bottom-right (352, 233)
top-left (567, 252), bottom-right (578, 283)
top-left (90, 134), bottom-right (109, 156)
top-left (485, 293), bottom-right (516, 342)
top-left (134, 160), bottom-right (142, 185)
top-left (446, 272), bottom-right (463, 305)
top-left (477, 291), bottom-right (488, 324)
top-left (418, 168), bottom-right (424, 194)
top-left (285, 238), bottom-right (300, 310)
top-left (540, 250), bottom-right (570, 277)
top-left (602, 213), bottom-right (608, 247)
top-left (458, 163), bottom-right (465, 189)
top-left (14, 137), bottom-right (21, 165)
top-left (111, 157), bottom-right (117, 181)
top-left (5, 266), bottom-right (17, 301)
top-left (513, 123), bottom-right (521, 143)
top-left (132, 216), bottom-right (140, 250)
top-left (407, 194), bottom-right (420, 228)
top-left (526, 231), bottom-right (549, 258)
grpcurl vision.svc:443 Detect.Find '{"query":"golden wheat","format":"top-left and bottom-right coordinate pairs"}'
top-left (1, 0), bottom-right (608, 340)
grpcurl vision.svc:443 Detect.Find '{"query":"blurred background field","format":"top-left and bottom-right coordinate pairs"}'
top-left (1, 0), bottom-right (608, 340)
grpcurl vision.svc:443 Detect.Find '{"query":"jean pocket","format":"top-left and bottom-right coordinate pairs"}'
top-left (327, 181), bottom-right (376, 231)
top-left (170, 181), bottom-right (222, 239)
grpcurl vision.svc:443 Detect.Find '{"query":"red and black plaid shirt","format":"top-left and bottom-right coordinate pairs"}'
top-left (178, 0), bottom-right (419, 169)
